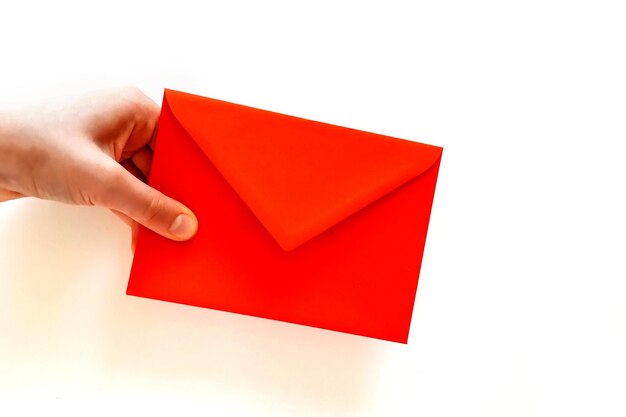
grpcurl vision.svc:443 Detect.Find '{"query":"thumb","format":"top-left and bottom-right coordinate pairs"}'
top-left (102, 164), bottom-right (198, 241)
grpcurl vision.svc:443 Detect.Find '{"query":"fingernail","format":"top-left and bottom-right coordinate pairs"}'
top-left (168, 214), bottom-right (198, 240)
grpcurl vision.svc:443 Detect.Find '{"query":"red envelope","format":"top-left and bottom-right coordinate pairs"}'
top-left (127, 89), bottom-right (442, 343)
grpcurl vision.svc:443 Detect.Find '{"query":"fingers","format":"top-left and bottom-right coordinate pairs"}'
top-left (149, 120), bottom-right (158, 151)
top-left (120, 146), bottom-right (153, 184)
top-left (84, 87), bottom-right (159, 159)
top-left (78, 87), bottom-right (190, 245)
top-left (121, 88), bottom-right (160, 152)
top-left (101, 164), bottom-right (198, 241)
top-left (131, 147), bottom-right (153, 178)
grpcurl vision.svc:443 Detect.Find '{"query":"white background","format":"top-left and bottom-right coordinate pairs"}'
top-left (1, 1), bottom-right (625, 416)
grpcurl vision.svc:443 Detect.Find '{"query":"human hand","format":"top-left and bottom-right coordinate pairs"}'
top-left (0, 87), bottom-right (198, 250)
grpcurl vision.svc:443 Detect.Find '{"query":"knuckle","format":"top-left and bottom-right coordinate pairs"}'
top-left (122, 86), bottom-right (144, 100)
top-left (119, 87), bottom-right (146, 111)
top-left (119, 87), bottom-right (158, 122)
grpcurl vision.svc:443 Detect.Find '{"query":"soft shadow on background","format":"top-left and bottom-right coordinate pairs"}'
top-left (0, 199), bottom-right (386, 416)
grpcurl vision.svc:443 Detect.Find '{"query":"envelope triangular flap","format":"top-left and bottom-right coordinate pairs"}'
top-left (164, 89), bottom-right (442, 251)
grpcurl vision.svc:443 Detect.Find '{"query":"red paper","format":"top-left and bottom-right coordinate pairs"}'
top-left (127, 89), bottom-right (442, 343)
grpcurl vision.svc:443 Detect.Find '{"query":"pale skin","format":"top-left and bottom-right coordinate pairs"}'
top-left (0, 87), bottom-right (198, 250)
